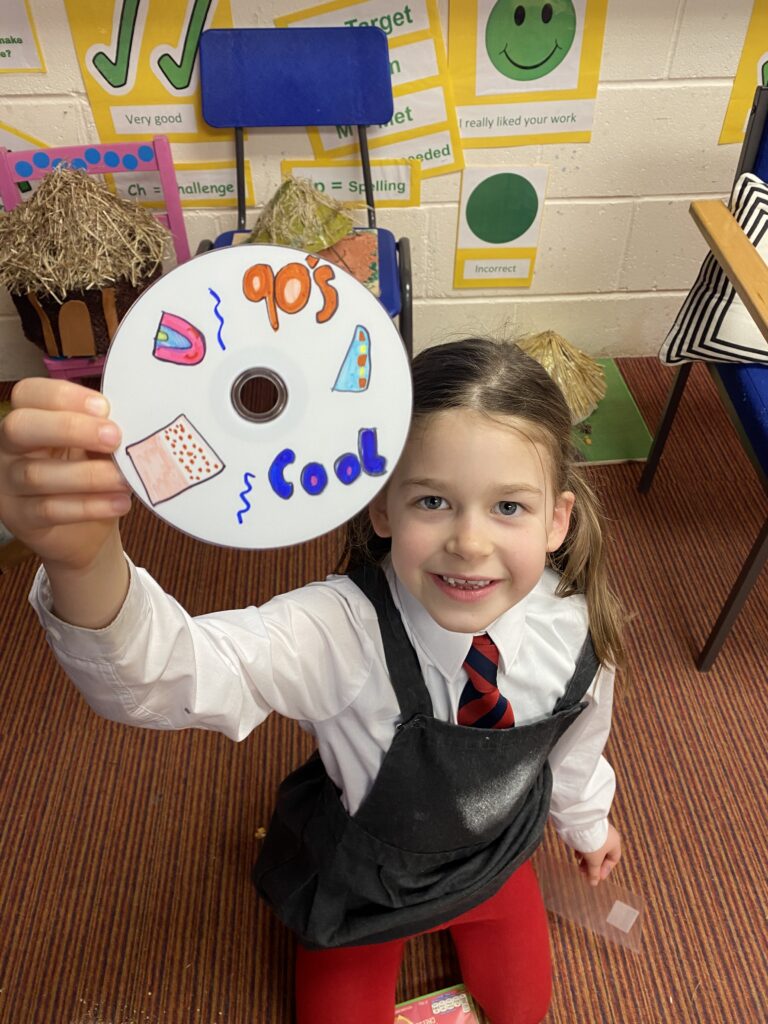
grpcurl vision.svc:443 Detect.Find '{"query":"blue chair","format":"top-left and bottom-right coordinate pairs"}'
top-left (198, 27), bottom-right (412, 356)
top-left (639, 87), bottom-right (768, 670)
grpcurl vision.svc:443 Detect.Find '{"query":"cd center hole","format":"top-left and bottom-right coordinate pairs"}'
top-left (232, 369), bottom-right (287, 423)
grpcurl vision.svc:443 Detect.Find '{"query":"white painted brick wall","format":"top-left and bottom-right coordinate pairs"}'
top-left (0, 0), bottom-right (757, 377)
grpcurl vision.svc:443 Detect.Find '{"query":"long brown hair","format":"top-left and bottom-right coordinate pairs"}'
top-left (337, 337), bottom-right (625, 668)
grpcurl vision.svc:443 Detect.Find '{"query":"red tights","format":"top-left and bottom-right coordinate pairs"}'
top-left (294, 861), bottom-right (551, 1024)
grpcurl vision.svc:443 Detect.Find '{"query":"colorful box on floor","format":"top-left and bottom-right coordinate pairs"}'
top-left (395, 984), bottom-right (480, 1023)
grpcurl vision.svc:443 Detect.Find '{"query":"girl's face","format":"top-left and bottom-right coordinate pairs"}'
top-left (369, 408), bottom-right (574, 634)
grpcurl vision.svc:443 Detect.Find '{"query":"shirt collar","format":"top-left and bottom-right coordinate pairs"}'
top-left (384, 561), bottom-right (528, 680)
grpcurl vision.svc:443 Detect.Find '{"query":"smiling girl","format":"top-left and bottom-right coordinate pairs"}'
top-left (0, 337), bottom-right (623, 1024)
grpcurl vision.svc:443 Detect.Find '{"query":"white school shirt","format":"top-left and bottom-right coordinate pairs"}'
top-left (29, 559), bottom-right (615, 853)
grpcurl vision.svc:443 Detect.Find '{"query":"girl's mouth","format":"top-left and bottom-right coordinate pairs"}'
top-left (429, 573), bottom-right (501, 602)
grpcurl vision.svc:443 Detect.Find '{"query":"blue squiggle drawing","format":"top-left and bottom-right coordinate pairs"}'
top-left (236, 471), bottom-right (255, 524)
top-left (209, 287), bottom-right (226, 350)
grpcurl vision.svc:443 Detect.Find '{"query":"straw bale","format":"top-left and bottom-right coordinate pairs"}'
top-left (517, 330), bottom-right (607, 424)
top-left (249, 177), bottom-right (353, 252)
top-left (0, 165), bottom-right (169, 301)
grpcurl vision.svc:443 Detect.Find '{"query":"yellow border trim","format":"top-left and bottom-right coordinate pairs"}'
top-left (720, 2), bottom-right (768, 144)
top-left (0, 119), bottom-right (46, 147)
top-left (454, 247), bottom-right (538, 289)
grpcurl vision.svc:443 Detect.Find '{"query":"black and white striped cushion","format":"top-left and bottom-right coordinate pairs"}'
top-left (660, 173), bottom-right (768, 365)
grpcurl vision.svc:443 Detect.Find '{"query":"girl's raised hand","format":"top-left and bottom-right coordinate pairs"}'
top-left (0, 377), bottom-right (132, 572)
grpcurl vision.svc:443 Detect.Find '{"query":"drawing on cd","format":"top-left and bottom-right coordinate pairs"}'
top-left (236, 472), bottom-right (256, 524)
top-left (209, 287), bottom-right (226, 350)
top-left (243, 254), bottom-right (339, 330)
top-left (333, 325), bottom-right (371, 393)
top-left (153, 311), bottom-right (206, 365)
top-left (126, 414), bottom-right (224, 506)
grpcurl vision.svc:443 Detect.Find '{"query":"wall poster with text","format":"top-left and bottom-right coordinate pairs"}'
top-left (454, 165), bottom-right (548, 288)
top-left (449, 0), bottom-right (608, 147)
top-left (282, 157), bottom-right (422, 207)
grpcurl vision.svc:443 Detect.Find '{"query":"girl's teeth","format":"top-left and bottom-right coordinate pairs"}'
top-left (441, 576), bottom-right (491, 589)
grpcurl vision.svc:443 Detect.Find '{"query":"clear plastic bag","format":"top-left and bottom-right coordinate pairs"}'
top-left (535, 850), bottom-right (644, 952)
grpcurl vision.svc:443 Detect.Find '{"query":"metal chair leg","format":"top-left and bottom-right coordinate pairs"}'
top-left (697, 516), bottom-right (768, 671)
top-left (638, 363), bottom-right (693, 493)
top-left (397, 236), bottom-right (413, 360)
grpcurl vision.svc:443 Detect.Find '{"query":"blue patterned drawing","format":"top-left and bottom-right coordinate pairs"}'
top-left (333, 325), bottom-right (371, 392)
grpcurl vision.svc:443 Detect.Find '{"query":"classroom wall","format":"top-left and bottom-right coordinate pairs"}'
top-left (0, 0), bottom-right (755, 379)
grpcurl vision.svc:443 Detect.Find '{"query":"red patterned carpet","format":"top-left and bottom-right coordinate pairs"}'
top-left (0, 357), bottom-right (766, 1023)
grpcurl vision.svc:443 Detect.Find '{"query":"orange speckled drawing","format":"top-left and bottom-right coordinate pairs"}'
top-left (126, 413), bottom-right (225, 506)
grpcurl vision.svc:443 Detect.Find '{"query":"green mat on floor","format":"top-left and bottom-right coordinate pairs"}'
top-left (572, 359), bottom-right (652, 464)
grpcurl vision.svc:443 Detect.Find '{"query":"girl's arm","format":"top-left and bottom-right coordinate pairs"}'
top-left (547, 663), bottom-right (618, 867)
top-left (29, 558), bottom-right (273, 738)
top-left (0, 378), bottom-right (132, 627)
top-left (29, 561), bottom-right (371, 740)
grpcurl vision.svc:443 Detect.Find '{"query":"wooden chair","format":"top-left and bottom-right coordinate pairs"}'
top-left (639, 88), bottom-right (768, 671)
top-left (0, 136), bottom-right (190, 381)
top-left (197, 27), bottom-right (413, 357)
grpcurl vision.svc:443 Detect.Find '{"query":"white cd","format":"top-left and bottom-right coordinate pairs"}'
top-left (102, 244), bottom-right (413, 549)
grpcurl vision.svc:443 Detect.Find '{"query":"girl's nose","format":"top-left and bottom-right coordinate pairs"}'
top-left (445, 518), bottom-right (493, 559)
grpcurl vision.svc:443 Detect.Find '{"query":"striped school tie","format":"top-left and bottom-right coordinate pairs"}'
top-left (457, 633), bottom-right (515, 729)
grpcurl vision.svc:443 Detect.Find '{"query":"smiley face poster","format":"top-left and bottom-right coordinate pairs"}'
top-left (448, 0), bottom-right (608, 147)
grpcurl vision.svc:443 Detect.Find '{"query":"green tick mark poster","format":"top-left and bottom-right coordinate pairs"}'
top-left (65, 0), bottom-right (233, 143)
top-left (454, 165), bottom-right (548, 288)
top-left (448, 0), bottom-right (608, 147)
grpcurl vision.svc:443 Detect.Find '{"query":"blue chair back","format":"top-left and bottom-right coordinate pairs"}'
top-left (196, 26), bottom-right (412, 353)
top-left (199, 27), bottom-right (393, 129)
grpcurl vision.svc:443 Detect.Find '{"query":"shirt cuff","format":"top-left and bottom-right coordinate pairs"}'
top-left (28, 558), bottom-right (147, 660)
top-left (553, 817), bottom-right (609, 854)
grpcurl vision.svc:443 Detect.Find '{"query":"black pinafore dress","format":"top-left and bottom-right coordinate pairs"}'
top-left (253, 564), bottom-right (598, 949)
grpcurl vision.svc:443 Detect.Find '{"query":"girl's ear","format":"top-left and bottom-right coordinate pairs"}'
top-left (368, 489), bottom-right (392, 538)
top-left (546, 490), bottom-right (575, 552)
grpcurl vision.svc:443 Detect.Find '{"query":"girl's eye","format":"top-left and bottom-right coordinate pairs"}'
top-left (495, 501), bottom-right (521, 517)
top-left (418, 495), bottom-right (447, 511)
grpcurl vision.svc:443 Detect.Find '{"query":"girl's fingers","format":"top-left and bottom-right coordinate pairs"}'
top-left (11, 376), bottom-right (108, 415)
top-left (23, 492), bottom-right (132, 529)
top-left (7, 453), bottom-right (130, 495)
top-left (0, 406), bottom-right (121, 456)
